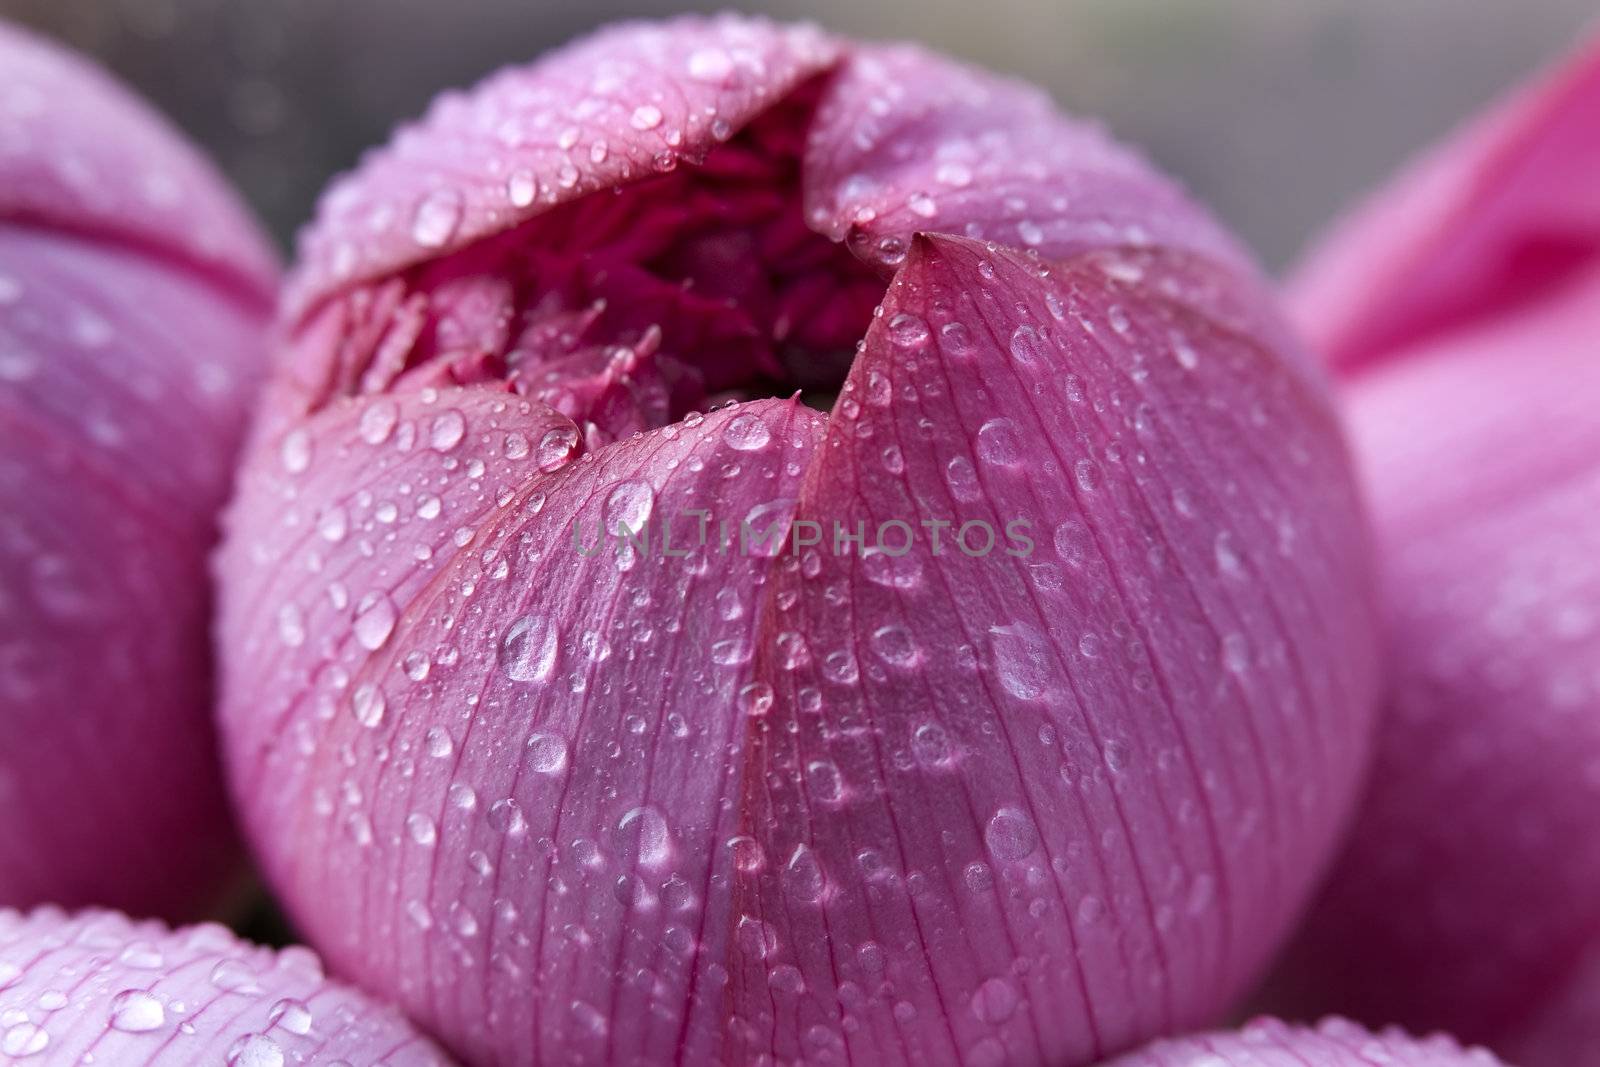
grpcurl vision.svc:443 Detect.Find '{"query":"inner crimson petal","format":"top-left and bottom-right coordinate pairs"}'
top-left (307, 78), bottom-right (883, 442)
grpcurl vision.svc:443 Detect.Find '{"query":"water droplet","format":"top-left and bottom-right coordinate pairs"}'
top-left (407, 813), bottom-right (438, 846)
top-left (989, 624), bottom-right (1051, 700)
top-left (276, 603), bottom-right (307, 648)
top-left (1221, 632), bottom-right (1250, 673)
top-left (351, 683), bottom-right (386, 729)
top-left (487, 798), bottom-right (528, 835)
top-left (1017, 220), bottom-right (1044, 246)
top-left (279, 429), bottom-right (312, 474)
top-left (1214, 532), bottom-right (1245, 578)
top-left (970, 976), bottom-right (1019, 1023)
top-left (267, 998), bottom-right (313, 1036)
top-left (1171, 333), bottom-right (1200, 371)
top-left (526, 732), bottom-right (569, 773)
top-left (1009, 325), bottom-right (1045, 364)
top-left (912, 721), bottom-right (953, 767)
top-left (887, 312), bottom-right (930, 348)
top-left (723, 412), bottom-right (772, 451)
top-left (870, 624), bottom-right (921, 668)
top-left (501, 615), bottom-right (559, 682)
top-left (209, 958), bottom-right (263, 994)
top-left (227, 1033), bottom-right (285, 1067)
top-left (630, 104), bottom-right (663, 130)
top-left (976, 418), bottom-right (1022, 466)
top-left (618, 806), bottom-right (672, 869)
top-left (353, 594), bottom-right (398, 651)
top-left (945, 456), bottom-right (981, 502)
top-left (604, 480), bottom-right (654, 532)
top-left (424, 726), bottom-right (454, 758)
top-left (783, 844), bottom-right (826, 904)
top-left (358, 400), bottom-right (399, 445)
top-left (507, 169), bottom-right (537, 207)
top-left (1, 1022), bottom-right (48, 1058)
top-left (984, 807), bottom-right (1038, 861)
top-left (687, 47), bottom-right (734, 83)
top-left (109, 989), bottom-right (165, 1032)
top-left (411, 189), bottom-right (463, 249)
top-left (429, 409), bottom-right (467, 452)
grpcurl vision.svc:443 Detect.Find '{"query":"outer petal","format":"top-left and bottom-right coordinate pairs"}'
top-left (729, 236), bottom-right (1378, 1065)
top-left (218, 396), bottom-right (826, 1065)
top-left (283, 15), bottom-right (839, 322)
top-left (804, 44), bottom-right (1251, 277)
top-left (0, 27), bottom-right (275, 915)
top-left (0, 907), bottom-right (452, 1065)
top-left (1289, 30), bottom-right (1600, 371)
top-left (1097, 1018), bottom-right (1506, 1067)
top-left (1271, 27), bottom-right (1600, 1064)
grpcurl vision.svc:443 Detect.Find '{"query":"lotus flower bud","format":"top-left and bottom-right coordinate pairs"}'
top-left (0, 21), bottom-right (276, 915)
top-left (0, 907), bottom-right (451, 1064)
top-left (217, 16), bottom-right (1380, 1065)
top-left (1268, 31), bottom-right (1600, 1067)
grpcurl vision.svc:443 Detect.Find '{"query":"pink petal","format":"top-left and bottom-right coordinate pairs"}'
top-left (726, 235), bottom-right (1377, 1066)
top-left (1096, 1017), bottom-right (1506, 1066)
top-left (217, 395), bottom-right (826, 1065)
top-left (0, 21), bottom-right (278, 299)
top-left (804, 43), bottom-right (1251, 277)
top-left (0, 907), bottom-right (452, 1065)
top-left (1288, 30), bottom-right (1600, 371)
top-left (0, 30), bottom-right (275, 915)
top-left (283, 15), bottom-right (840, 322)
top-left (1270, 28), bottom-right (1600, 1064)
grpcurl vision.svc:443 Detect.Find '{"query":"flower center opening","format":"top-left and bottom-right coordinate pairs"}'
top-left (320, 77), bottom-right (883, 443)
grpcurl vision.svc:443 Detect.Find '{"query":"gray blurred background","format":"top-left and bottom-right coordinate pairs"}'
top-left (1, 0), bottom-right (1590, 270)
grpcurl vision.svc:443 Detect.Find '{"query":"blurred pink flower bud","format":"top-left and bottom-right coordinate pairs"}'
top-left (0, 906), bottom-right (451, 1064)
top-left (1270, 29), bottom-right (1600, 1067)
top-left (0, 22), bottom-right (277, 916)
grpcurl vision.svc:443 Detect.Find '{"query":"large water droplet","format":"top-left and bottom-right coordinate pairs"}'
top-left (526, 732), bottom-right (569, 773)
top-left (109, 989), bottom-right (166, 1032)
top-left (984, 807), bottom-right (1038, 861)
top-left (501, 615), bottom-right (559, 682)
top-left (989, 624), bottom-right (1051, 700)
top-left (970, 976), bottom-right (1019, 1023)
top-left (411, 189), bottom-right (463, 249)
top-left (723, 412), bottom-right (772, 451)
top-left (353, 594), bottom-right (398, 651)
top-left (618, 806), bottom-right (672, 870)
top-left (226, 1033), bottom-right (285, 1067)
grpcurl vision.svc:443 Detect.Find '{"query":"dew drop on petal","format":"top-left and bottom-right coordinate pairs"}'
top-left (411, 189), bottom-right (463, 249)
top-left (501, 615), bottom-right (559, 683)
top-left (108, 989), bottom-right (165, 1033)
top-left (723, 413), bottom-right (772, 451)
top-left (984, 807), bottom-right (1038, 861)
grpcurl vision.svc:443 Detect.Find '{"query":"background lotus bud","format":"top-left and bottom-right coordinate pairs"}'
top-left (217, 15), bottom-right (1380, 1065)
top-left (1097, 1017), bottom-right (1507, 1066)
top-left (1266, 30), bottom-right (1600, 1067)
top-left (0, 907), bottom-right (452, 1064)
top-left (0, 23), bottom-right (277, 915)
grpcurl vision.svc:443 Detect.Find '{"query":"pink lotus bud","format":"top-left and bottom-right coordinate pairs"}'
top-left (1268, 30), bottom-right (1600, 1067)
top-left (217, 16), bottom-right (1380, 1065)
top-left (0, 906), bottom-right (451, 1064)
top-left (1098, 1017), bottom-right (1506, 1066)
top-left (0, 22), bottom-right (277, 914)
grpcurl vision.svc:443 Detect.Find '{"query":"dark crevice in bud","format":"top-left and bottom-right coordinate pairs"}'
top-left (296, 74), bottom-right (884, 445)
